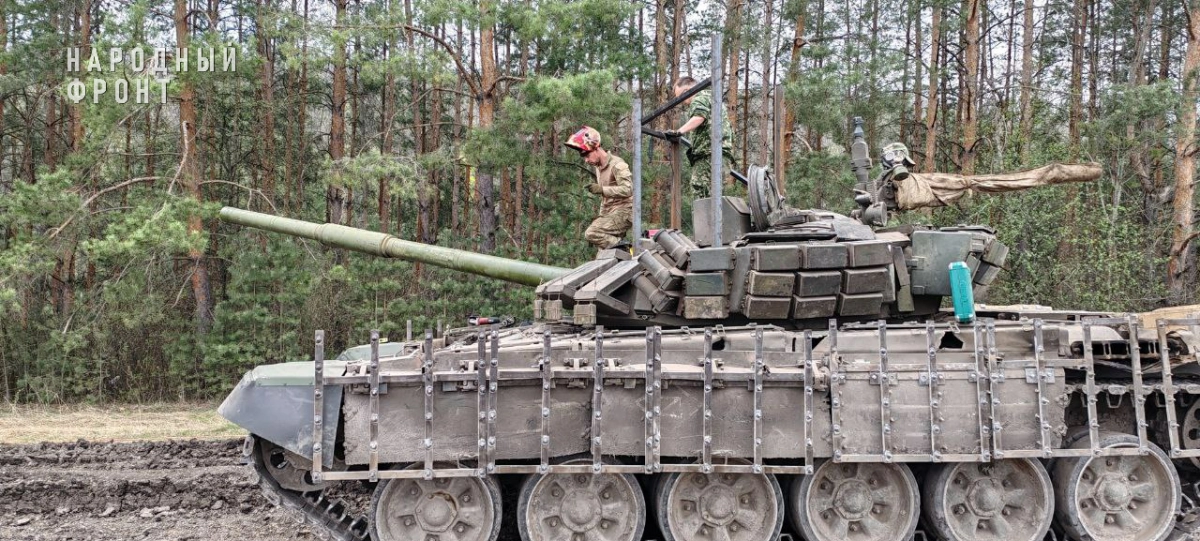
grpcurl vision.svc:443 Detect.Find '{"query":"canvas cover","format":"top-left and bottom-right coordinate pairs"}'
top-left (894, 163), bottom-right (1103, 210)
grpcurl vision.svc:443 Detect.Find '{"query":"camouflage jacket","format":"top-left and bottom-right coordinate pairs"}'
top-left (595, 153), bottom-right (633, 215)
top-left (684, 90), bottom-right (734, 164)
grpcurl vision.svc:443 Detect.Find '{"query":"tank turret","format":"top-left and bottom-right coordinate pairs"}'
top-left (221, 149), bottom-right (1100, 330)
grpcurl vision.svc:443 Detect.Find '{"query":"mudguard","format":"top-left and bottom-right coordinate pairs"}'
top-left (218, 361), bottom-right (345, 468)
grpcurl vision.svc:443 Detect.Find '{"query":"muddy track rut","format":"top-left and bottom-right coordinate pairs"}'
top-left (0, 438), bottom-right (322, 541)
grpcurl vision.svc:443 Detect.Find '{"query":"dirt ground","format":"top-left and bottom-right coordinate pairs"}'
top-left (0, 404), bottom-right (535, 541)
top-left (3, 405), bottom-right (1199, 541)
top-left (0, 438), bottom-right (324, 541)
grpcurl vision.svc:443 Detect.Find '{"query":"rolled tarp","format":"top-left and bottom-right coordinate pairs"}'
top-left (894, 163), bottom-right (1103, 210)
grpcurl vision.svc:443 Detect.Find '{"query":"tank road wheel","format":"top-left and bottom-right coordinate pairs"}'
top-left (369, 474), bottom-right (502, 541)
top-left (254, 438), bottom-right (327, 493)
top-left (517, 464), bottom-right (645, 541)
top-left (655, 468), bottom-right (785, 541)
top-left (1053, 432), bottom-right (1180, 541)
top-left (790, 460), bottom-right (919, 541)
top-left (1181, 399), bottom-right (1200, 468)
top-left (922, 459), bottom-right (1053, 541)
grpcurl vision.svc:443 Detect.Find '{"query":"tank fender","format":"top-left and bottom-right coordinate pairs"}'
top-left (218, 361), bottom-right (345, 468)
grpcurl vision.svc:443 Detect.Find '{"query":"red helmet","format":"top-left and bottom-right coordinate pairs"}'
top-left (564, 126), bottom-right (601, 154)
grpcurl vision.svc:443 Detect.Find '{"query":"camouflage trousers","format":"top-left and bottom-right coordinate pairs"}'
top-left (688, 152), bottom-right (742, 199)
top-left (585, 208), bottom-right (632, 249)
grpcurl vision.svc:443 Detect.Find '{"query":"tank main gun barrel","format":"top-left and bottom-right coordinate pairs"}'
top-left (219, 207), bottom-right (570, 286)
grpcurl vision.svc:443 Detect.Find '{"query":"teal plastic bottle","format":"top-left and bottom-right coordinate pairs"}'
top-left (949, 261), bottom-right (975, 323)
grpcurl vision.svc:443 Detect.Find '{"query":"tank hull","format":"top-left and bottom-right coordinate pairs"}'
top-left (224, 312), bottom-right (1200, 541)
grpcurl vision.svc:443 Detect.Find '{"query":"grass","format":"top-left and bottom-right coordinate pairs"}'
top-left (0, 402), bottom-right (246, 444)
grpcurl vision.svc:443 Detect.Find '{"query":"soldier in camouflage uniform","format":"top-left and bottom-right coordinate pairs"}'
top-left (564, 126), bottom-right (633, 249)
top-left (666, 77), bottom-right (737, 199)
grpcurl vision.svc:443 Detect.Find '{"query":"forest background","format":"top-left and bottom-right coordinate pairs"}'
top-left (0, 0), bottom-right (1197, 403)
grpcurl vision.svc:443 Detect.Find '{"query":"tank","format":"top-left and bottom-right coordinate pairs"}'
top-left (217, 126), bottom-right (1200, 541)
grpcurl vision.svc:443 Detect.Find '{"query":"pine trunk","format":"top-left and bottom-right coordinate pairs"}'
top-left (1018, 0), bottom-right (1035, 166)
top-left (962, 0), bottom-right (979, 175)
top-left (650, 0), bottom-right (668, 225)
top-left (1167, 0), bottom-right (1200, 302)
top-left (912, 0), bottom-right (922, 147)
top-left (328, 0), bottom-right (348, 225)
top-left (1129, 0), bottom-right (1156, 204)
top-left (257, 0), bottom-right (276, 206)
top-left (780, 0), bottom-right (807, 180)
top-left (759, 0), bottom-right (774, 166)
top-left (725, 0), bottom-right (743, 159)
top-left (923, 4), bottom-right (940, 172)
top-left (175, 0), bottom-right (212, 335)
top-left (1068, 0), bottom-right (1086, 161)
top-left (478, 1), bottom-right (497, 252)
top-left (669, 0), bottom-right (685, 227)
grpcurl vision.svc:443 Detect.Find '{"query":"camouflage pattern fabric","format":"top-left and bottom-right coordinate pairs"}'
top-left (688, 151), bottom-right (742, 199)
top-left (683, 90), bottom-right (734, 167)
top-left (584, 208), bottom-right (632, 249)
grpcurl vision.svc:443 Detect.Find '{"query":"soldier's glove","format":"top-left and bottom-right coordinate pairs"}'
top-left (586, 183), bottom-right (604, 195)
top-left (664, 130), bottom-right (682, 141)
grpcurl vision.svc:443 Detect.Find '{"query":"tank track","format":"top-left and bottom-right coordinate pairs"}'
top-left (245, 436), bottom-right (371, 541)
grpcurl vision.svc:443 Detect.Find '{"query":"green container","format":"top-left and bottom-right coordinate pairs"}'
top-left (949, 261), bottom-right (975, 323)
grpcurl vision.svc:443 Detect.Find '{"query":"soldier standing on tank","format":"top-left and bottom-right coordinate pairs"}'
top-left (564, 126), bottom-right (633, 249)
top-left (665, 77), bottom-right (737, 199)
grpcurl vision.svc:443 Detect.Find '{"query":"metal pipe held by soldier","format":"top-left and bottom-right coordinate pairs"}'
top-left (218, 207), bottom-right (570, 287)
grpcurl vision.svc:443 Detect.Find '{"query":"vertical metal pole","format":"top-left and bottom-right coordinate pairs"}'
top-left (710, 32), bottom-right (724, 247)
top-left (752, 327), bottom-right (764, 473)
top-left (1159, 321), bottom-right (1182, 458)
top-left (773, 83), bottom-right (785, 187)
top-left (702, 328), bottom-right (714, 472)
top-left (632, 84), bottom-right (643, 246)
top-left (406, 320), bottom-right (412, 342)
top-left (878, 320), bottom-right (892, 462)
top-left (1033, 320), bottom-right (1051, 457)
top-left (670, 143), bottom-right (682, 229)
top-left (971, 320), bottom-right (990, 461)
top-left (926, 321), bottom-right (940, 462)
top-left (644, 328), bottom-right (656, 474)
top-left (487, 331), bottom-right (499, 473)
top-left (476, 334), bottom-right (488, 477)
top-left (311, 330), bottom-right (325, 482)
top-left (422, 330), bottom-right (434, 478)
top-left (369, 330), bottom-right (382, 481)
top-left (540, 330), bottom-right (553, 472)
top-left (592, 327), bottom-right (605, 472)
top-left (1083, 321), bottom-right (1100, 455)
top-left (803, 329), bottom-right (815, 474)
top-left (1128, 316), bottom-right (1149, 453)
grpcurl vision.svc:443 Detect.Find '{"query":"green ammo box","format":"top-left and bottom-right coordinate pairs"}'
top-left (837, 292), bottom-right (884, 316)
top-left (795, 271), bottom-right (842, 297)
top-left (845, 240), bottom-right (894, 267)
top-left (793, 295), bottom-right (838, 319)
top-left (747, 271), bottom-right (796, 297)
top-left (742, 296), bottom-right (792, 319)
top-left (750, 245), bottom-right (801, 271)
top-left (799, 243), bottom-right (848, 269)
top-left (842, 267), bottom-right (891, 294)
top-left (683, 296), bottom-right (729, 319)
top-left (685, 273), bottom-right (728, 296)
top-left (689, 247), bottom-right (735, 272)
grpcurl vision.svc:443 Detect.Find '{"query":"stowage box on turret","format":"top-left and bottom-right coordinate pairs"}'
top-left (217, 127), bottom-right (1200, 541)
